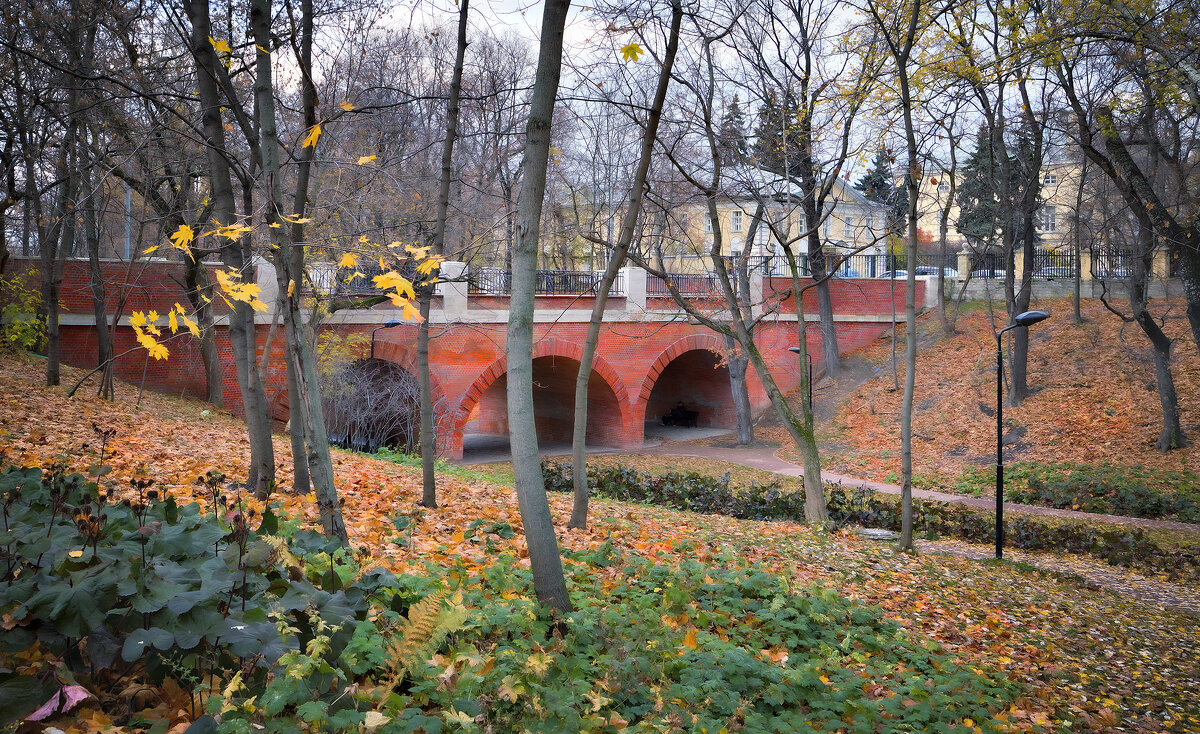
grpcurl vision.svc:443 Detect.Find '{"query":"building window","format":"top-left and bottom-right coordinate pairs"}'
top-left (938, 181), bottom-right (950, 193)
top-left (843, 215), bottom-right (855, 239)
top-left (731, 209), bottom-right (744, 233)
top-left (1043, 173), bottom-right (1058, 186)
top-left (823, 216), bottom-right (832, 238)
top-left (797, 212), bottom-right (807, 233)
top-left (864, 215), bottom-right (874, 233)
top-left (703, 215), bottom-right (713, 233)
top-left (1039, 205), bottom-right (1057, 233)
top-left (755, 222), bottom-right (769, 246)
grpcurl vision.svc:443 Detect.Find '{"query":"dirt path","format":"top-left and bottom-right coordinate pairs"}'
top-left (640, 442), bottom-right (1200, 616)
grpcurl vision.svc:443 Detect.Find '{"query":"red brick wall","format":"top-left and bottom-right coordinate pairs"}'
top-left (768, 277), bottom-right (925, 315)
top-left (32, 258), bottom-right (911, 459)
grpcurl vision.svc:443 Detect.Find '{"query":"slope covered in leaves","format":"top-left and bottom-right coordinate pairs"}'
top-left (0, 352), bottom-right (1197, 732)
top-left (781, 299), bottom-right (1200, 485)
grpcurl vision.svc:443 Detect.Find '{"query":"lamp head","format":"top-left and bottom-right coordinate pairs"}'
top-left (787, 347), bottom-right (802, 355)
top-left (1013, 310), bottom-right (1050, 327)
top-left (383, 320), bottom-right (403, 328)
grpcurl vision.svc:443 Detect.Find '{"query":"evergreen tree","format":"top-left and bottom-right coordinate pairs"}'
top-left (751, 89), bottom-right (802, 176)
top-left (717, 95), bottom-right (749, 166)
top-left (956, 126), bottom-right (1012, 249)
top-left (856, 147), bottom-right (906, 238)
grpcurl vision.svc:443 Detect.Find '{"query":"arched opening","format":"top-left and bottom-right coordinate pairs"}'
top-left (322, 358), bottom-right (420, 453)
top-left (644, 349), bottom-right (735, 431)
top-left (461, 355), bottom-right (624, 461)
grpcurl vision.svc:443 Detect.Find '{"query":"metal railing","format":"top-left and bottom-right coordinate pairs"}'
top-left (647, 273), bottom-right (719, 295)
top-left (1030, 248), bottom-right (1077, 278)
top-left (468, 268), bottom-right (625, 297)
top-left (1093, 249), bottom-right (1135, 279)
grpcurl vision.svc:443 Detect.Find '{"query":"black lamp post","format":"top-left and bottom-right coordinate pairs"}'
top-left (370, 320), bottom-right (403, 359)
top-left (787, 346), bottom-right (814, 407)
top-left (995, 309), bottom-right (1050, 559)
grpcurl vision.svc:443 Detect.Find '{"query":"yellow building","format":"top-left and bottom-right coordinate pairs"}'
top-left (665, 170), bottom-right (892, 276)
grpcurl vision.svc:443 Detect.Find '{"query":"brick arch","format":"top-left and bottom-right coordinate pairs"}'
top-left (371, 338), bottom-right (454, 452)
top-left (636, 333), bottom-right (729, 409)
top-left (452, 337), bottom-right (631, 436)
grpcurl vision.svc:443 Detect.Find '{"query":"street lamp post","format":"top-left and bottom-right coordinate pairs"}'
top-left (995, 309), bottom-right (1050, 559)
top-left (787, 346), bottom-right (814, 407)
top-left (370, 321), bottom-right (403, 359)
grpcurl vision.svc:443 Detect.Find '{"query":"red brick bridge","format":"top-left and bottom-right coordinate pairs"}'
top-left (19, 257), bottom-right (929, 460)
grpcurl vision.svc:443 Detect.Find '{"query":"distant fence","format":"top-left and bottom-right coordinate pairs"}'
top-left (467, 267), bottom-right (625, 297)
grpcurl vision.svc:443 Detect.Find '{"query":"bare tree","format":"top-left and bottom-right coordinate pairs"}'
top-left (507, 0), bottom-right (573, 612)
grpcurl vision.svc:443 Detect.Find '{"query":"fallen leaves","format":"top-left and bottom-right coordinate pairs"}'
top-left (1, 351), bottom-right (1198, 732)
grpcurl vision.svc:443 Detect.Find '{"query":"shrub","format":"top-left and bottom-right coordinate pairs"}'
top-left (547, 461), bottom-right (1200, 581)
top-left (0, 464), bottom-right (449, 729)
top-left (383, 549), bottom-right (1019, 733)
top-left (0, 269), bottom-right (45, 352)
top-left (955, 462), bottom-right (1200, 524)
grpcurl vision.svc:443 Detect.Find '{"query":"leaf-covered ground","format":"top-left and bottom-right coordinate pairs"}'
top-left (1, 352), bottom-right (1198, 732)
top-left (773, 298), bottom-right (1200, 488)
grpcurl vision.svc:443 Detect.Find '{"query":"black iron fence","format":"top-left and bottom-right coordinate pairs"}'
top-left (468, 267), bottom-right (624, 296)
top-left (1030, 248), bottom-right (1077, 278)
top-left (1093, 249), bottom-right (1135, 279)
top-left (647, 273), bottom-right (719, 295)
top-left (969, 253), bottom-right (1006, 279)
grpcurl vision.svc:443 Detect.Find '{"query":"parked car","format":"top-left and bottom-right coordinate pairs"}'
top-left (1033, 266), bottom-right (1074, 279)
top-left (877, 269), bottom-right (907, 279)
top-left (834, 267), bottom-right (862, 278)
top-left (969, 268), bottom-right (1006, 279)
top-left (914, 266), bottom-right (960, 278)
top-left (1096, 267), bottom-right (1132, 279)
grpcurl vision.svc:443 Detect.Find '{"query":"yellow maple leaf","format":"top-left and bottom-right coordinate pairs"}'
top-left (357, 154), bottom-right (376, 165)
top-left (416, 255), bottom-right (444, 277)
top-left (348, 271), bottom-right (363, 282)
top-left (142, 245), bottom-right (159, 255)
top-left (301, 124), bottom-right (322, 149)
top-left (209, 36), bottom-right (231, 53)
top-left (339, 252), bottom-right (358, 269)
top-left (374, 271), bottom-right (416, 301)
top-left (287, 279), bottom-right (295, 297)
top-left (208, 222), bottom-right (253, 240)
top-left (181, 314), bottom-right (200, 338)
top-left (169, 224), bottom-right (196, 259)
top-left (340, 100), bottom-right (355, 111)
top-left (620, 42), bottom-right (643, 62)
top-left (168, 309), bottom-right (179, 334)
top-left (404, 244), bottom-right (431, 259)
top-left (401, 300), bottom-right (423, 322)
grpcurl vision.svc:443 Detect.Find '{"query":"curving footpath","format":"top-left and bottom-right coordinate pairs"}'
top-left (640, 442), bottom-right (1200, 616)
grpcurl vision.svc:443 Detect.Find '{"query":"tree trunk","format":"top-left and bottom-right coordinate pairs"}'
top-left (186, 0), bottom-right (274, 495)
top-left (569, 0), bottom-right (681, 529)
top-left (183, 254), bottom-right (223, 405)
top-left (508, 0), bottom-right (572, 612)
top-left (418, 0), bottom-right (470, 509)
top-left (250, 0), bottom-right (346, 538)
top-left (810, 245), bottom-right (840, 378)
top-left (83, 167), bottom-right (114, 400)
top-left (725, 333), bottom-right (754, 445)
top-left (783, 252), bottom-right (826, 522)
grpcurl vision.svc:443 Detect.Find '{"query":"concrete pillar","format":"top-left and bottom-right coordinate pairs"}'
top-left (437, 261), bottom-right (468, 320)
top-left (1079, 250), bottom-right (1093, 282)
top-left (252, 255), bottom-right (278, 322)
top-left (622, 266), bottom-right (646, 312)
top-left (919, 276), bottom-right (941, 311)
top-left (749, 271), bottom-right (764, 317)
top-left (957, 249), bottom-right (972, 279)
top-left (1153, 250), bottom-right (1170, 279)
top-left (1013, 250), bottom-right (1025, 283)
